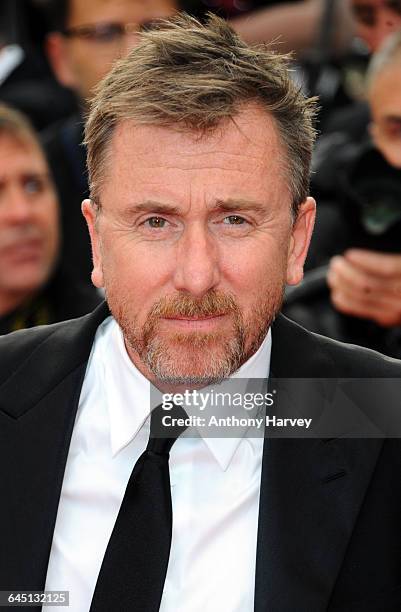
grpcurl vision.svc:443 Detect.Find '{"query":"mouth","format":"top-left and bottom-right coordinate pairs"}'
top-left (1, 238), bottom-right (44, 262)
top-left (160, 313), bottom-right (229, 330)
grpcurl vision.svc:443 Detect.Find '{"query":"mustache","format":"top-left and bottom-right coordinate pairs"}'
top-left (0, 225), bottom-right (43, 249)
top-left (148, 290), bottom-right (240, 319)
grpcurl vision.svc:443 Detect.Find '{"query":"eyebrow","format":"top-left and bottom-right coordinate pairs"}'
top-left (212, 198), bottom-right (267, 213)
top-left (0, 170), bottom-right (51, 184)
top-left (123, 201), bottom-right (181, 216)
top-left (123, 198), bottom-right (267, 216)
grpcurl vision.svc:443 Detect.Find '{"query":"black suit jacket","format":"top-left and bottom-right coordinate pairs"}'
top-left (1, 303), bottom-right (401, 611)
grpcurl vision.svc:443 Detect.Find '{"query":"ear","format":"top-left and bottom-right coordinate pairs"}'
top-left (286, 196), bottom-right (316, 286)
top-left (45, 32), bottom-right (78, 90)
top-left (82, 199), bottom-right (104, 288)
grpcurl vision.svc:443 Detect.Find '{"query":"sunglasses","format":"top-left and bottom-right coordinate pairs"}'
top-left (62, 21), bottom-right (158, 43)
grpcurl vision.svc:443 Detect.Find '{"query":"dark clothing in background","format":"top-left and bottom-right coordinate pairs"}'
top-left (322, 101), bottom-right (370, 142)
top-left (0, 0), bottom-right (77, 130)
top-left (0, 52), bottom-right (77, 131)
top-left (0, 267), bottom-right (101, 335)
top-left (42, 114), bottom-right (92, 287)
top-left (285, 134), bottom-right (401, 359)
top-left (284, 268), bottom-right (401, 359)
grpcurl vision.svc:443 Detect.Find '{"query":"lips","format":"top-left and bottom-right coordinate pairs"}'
top-left (160, 313), bottom-right (229, 330)
top-left (0, 238), bottom-right (44, 262)
top-left (163, 314), bottom-right (226, 320)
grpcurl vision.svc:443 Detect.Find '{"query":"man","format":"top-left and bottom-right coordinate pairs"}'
top-left (322, 0), bottom-right (401, 137)
top-left (0, 103), bottom-right (100, 334)
top-left (288, 31), bottom-right (401, 357)
top-left (42, 0), bottom-right (177, 285)
top-left (1, 14), bottom-right (401, 612)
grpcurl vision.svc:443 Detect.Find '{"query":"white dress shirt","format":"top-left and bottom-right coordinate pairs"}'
top-left (45, 316), bottom-right (271, 611)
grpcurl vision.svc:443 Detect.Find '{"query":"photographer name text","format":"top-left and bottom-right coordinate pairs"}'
top-left (162, 414), bottom-right (312, 429)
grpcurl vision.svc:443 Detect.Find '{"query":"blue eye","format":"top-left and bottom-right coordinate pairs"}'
top-left (223, 215), bottom-right (246, 225)
top-left (24, 177), bottom-right (44, 195)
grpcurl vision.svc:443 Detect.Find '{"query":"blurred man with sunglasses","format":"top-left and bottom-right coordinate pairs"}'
top-left (40, 0), bottom-right (177, 288)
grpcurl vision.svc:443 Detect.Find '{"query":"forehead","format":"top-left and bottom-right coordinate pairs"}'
top-left (0, 134), bottom-right (47, 172)
top-left (102, 105), bottom-right (290, 207)
top-left (68, 0), bottom-right (176, 25)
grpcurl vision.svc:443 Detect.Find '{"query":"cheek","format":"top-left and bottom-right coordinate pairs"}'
top-left (356, 25), bottom-right (375, 50)
top-left (378, 142), bottom-right (401, 169)
top-left (101, 240), bottom-right (174, 315)
top-left (37, 198), bottom-right (59, 246)
top-left (84, 56), bottom-right (115, 93)
top-left (221, 241), bottom-right (287, 306)
top-left (69, 48), bottom-right (106, 96)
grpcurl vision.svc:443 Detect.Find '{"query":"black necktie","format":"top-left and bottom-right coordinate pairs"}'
top-left (90, 403), bottom-right (187, 612)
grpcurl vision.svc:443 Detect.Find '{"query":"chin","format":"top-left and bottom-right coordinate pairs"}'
top-left (144, 333), bottom-right (245, 385)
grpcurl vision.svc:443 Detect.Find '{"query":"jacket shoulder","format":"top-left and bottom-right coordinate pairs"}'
top-left (304, 319), bottom-right (401, 377)
top-left (275, 314), bottom-right (401, 378)
top-left (0, 302), bottom-right (109, 390)
top-left (0, 318), bottom-right (81, 385)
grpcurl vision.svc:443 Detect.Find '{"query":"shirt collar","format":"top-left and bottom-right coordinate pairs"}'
top-left (192, 330), bottom-right (271, 470)
top-left (102, 318), bottom-right (152, 456)
top-left (103, 317), bottom-right (271, 468)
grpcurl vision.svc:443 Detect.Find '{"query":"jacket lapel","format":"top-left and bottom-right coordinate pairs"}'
top-left (254, 315), bottom-right (383, 612)
top-left (0, 302), bottom-right (110, 590)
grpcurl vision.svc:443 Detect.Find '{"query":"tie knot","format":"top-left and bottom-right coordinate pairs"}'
top-left (147, 403), bottom-right (188, 455)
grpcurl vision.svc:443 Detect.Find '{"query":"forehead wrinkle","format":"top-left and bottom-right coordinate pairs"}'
top-left (114, 111), bottom-right (282, 158)
top-left (117, 150), bottom-right (268, 168)
top-left (103, 111), bottom-right (290, 205)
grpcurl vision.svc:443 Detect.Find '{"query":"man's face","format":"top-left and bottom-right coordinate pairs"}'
top-left (83, 105), bottom-right (315, 386)
top-left (351, 0), bottom-right (401, 51)
top-left (369, 61), bottom-right (401, 167)
top-left (0, 135), bottom-right (59, 307)
top-left (48, 0), bottom-right (176, 101)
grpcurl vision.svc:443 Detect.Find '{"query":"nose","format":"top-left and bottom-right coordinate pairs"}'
top-left (3, 185), bottom-right (34, 224)
top-left (120, 30), bottom-right (142, 56)
top-left (173, 223), bottom-right (221, 298)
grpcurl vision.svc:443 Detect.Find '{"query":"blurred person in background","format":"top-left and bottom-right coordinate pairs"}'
top-left (351, 0), bottom-right (401, 52)
top-left (285, 30), bottom-right (401, 357)
top-left (183, 0), bottom-right (354, 55)
top-left (0, 103), bottom-right (101, 335)
top-left (321, 0), bottom-right (401, 137)
top-left (40, 0), bottom-right (177, 287)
